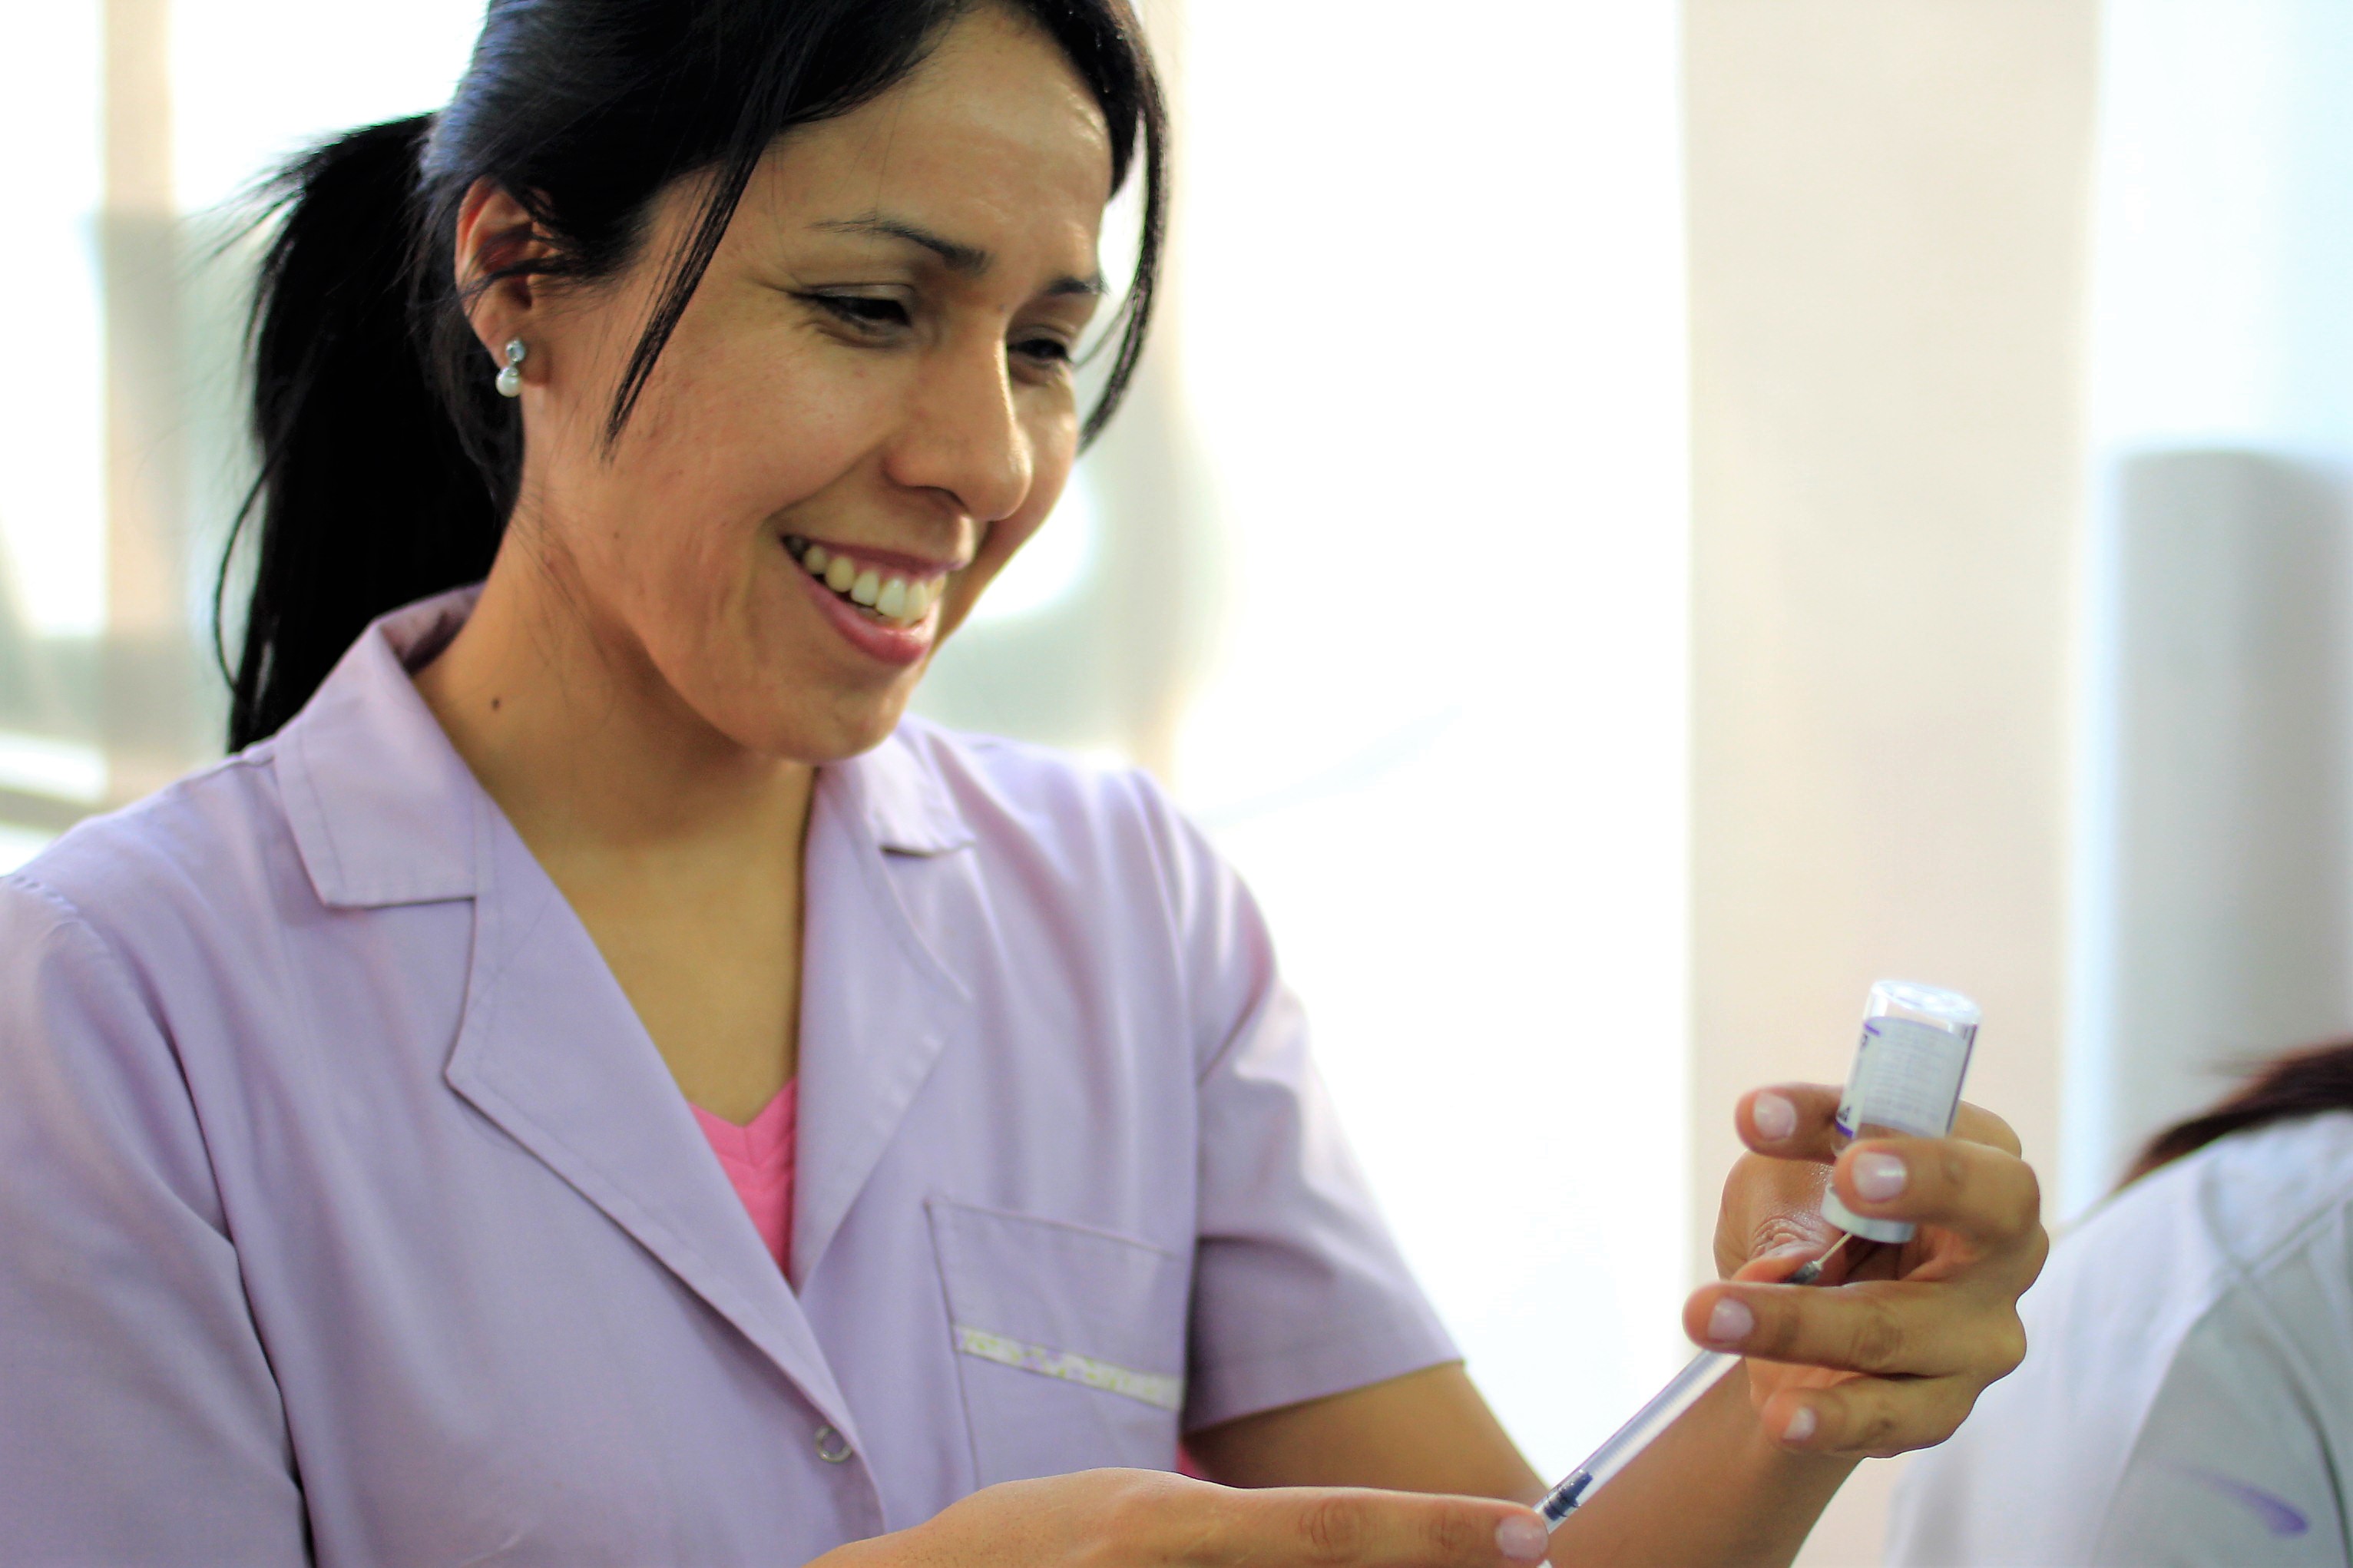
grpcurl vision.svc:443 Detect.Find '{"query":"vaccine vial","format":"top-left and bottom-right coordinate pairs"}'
top-left (1821, 980), bottom-right (1981, 1243)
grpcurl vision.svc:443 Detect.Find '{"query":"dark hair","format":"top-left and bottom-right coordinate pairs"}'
top-left (220, 0), bottom-right (1166, 749)
top-left (2124, 1037), bottom-right (2353, 1184)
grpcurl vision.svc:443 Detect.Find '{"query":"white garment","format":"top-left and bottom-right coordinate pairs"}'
top-left (1888, 1113), bottom-right (2353, 1566)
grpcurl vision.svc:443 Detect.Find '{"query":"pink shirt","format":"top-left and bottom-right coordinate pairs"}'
top-left (693, 1083), bottom-right (799, 1272)
top-left (0, 588), bottom-right (1454, 1566)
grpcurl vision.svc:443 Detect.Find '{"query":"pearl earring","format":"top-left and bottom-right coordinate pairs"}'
top-left (495, 338), bottom-right (527, 398)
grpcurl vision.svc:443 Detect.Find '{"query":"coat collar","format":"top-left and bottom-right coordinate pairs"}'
top-left (793, 760), bottom-right (969, 1286)
top-left (274, 589), bottom-right (481, 908)
top-left (268, 587), bottom-right (981, 1452)
top-left (273, 587), bottom-right (975, 911)
top-left (441, 806), bottom-right (872, 1435)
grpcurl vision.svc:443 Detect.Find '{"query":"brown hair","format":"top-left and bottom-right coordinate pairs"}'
top-left (2125, 1038), bottom-right (2353, 1184)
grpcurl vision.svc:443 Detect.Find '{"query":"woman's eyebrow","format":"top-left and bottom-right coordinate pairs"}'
top-left (810, 213), bottom-right (1104, 297)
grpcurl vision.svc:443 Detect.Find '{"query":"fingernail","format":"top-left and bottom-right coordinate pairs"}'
top-left (1855, 1151), bottom-right (1908, 1201)
top-left (1752, 1091), bottom-right (1797, 1141)
top-left (1706, 1296), bottom-right (1755, 1345)
top-left (1782, 1405), bottom-right (1818, 1444)
top-left (1496, 1513), bottom-right (1548, 1563)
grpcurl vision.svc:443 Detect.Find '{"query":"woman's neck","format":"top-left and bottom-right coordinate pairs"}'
top-left (414, 541), bottom-right (816, 1119)
top-left (412, 544), bottom-right (815, 869)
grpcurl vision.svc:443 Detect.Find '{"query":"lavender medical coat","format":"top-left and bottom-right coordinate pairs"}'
top-left (0, 591), bottom-right (1454, 1566)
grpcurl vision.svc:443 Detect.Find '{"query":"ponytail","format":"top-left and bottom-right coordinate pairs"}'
top-left (220, 116), bottom-right (505, 751)
top-left (2124, 1037), bottom-right (2353, 1184)
top-left (217, 0), bottom-right (1168, 750)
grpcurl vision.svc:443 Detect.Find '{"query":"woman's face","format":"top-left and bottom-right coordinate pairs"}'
top-left (476, 5), bottom-right (1113, 761)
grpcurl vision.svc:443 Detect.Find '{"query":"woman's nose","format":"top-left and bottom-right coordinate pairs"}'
top-left (886, 336), bottom-right (1034, 527)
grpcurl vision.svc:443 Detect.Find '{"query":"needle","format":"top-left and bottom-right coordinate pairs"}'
top-left (1785, 1232), bottom-right (1852, 1287)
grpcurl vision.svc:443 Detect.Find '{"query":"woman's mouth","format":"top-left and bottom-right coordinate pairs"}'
top-left (783, 535), bottom-right (945, 629)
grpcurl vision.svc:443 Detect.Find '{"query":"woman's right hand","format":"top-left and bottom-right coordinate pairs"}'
top-left (816, 1467), bottom-right (1552, 1567)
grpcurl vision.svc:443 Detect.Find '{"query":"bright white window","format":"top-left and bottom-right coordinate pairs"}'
top-left (1172, 0), bottom-right (1689, 1474)
top-left (0, 1), bottom-right (104, 639)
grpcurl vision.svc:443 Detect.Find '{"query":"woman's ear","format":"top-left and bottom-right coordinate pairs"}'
top-left (453, 177), bottom-right (552, 358)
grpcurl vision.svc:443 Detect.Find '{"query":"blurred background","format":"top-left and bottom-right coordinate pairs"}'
top-left (7, 0), bottom-right (2351, 1560)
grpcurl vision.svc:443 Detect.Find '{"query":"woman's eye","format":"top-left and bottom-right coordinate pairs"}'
top-left (808, 293), bottom-right (910, 332)
top-left (1014, 336), bottom-right (1073, 368)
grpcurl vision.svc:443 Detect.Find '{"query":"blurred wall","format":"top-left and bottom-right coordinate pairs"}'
top-left (2098, 452), bottom-right (2353, 1185)
top-left (1683, 3), bottom-right (2098, 1560)
top-left (2068, 0), bottom-right (2353, 1207)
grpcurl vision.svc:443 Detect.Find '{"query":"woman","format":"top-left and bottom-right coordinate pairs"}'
top-left (1888, 1042), bottom-right (2353, 1566)
top-left (0, 2), bottom-right (2044, 1563)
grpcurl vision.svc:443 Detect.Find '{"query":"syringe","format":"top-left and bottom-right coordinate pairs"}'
top-left (1539, 979), bottom-right (1980, 1533)
top-left (1535, 1239), bottom-right (1845, 1529)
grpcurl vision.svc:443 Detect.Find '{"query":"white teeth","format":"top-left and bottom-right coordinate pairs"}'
top-left (799, 546), bottom-right (941, 626)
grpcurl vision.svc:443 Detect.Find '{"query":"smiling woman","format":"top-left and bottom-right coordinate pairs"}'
top-left (228, 0), bottom-right (1159, 757)
top-left (0, 2), bottom-right (2047, 1564)
top-left (412, 18), bottom-right (1120, 769)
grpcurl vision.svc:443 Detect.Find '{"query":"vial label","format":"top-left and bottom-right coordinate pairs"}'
top-left (1833, 1017), bottom-right (1971, 1140)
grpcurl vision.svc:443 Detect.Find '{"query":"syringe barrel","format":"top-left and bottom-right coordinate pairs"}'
top-left (1539, 1350), bottom-right (1739, 1530)
top-left (1821, 980), bottom-right (1980, 1243)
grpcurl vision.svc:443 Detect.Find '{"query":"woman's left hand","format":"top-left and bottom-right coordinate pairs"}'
top-left (1683, 1084), bottom-right (2049, 1460)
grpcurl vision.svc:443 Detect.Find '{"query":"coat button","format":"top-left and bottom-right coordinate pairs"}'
top-left (814, 1424), bottom-right (853, 1464)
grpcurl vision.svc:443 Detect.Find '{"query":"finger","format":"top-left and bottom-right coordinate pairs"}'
top-left (1713, 1149), bottom-right (1845, 1279)
top-left (1684, 1276), bottom-right (2013, 1379)
top-left (1742, 1090), bottom-right (2022, 1162)
top-left (1952, 1100), bottom-right (2023, 1157)
top-left (1737, 1083), bottom-right (1843, 1162)
top-left (1238, 1487), bottom-right (1553, 1566)
top-left (1830, 1136), bottom-right (2043, 1252)
top-left (1756, 1371), bottom-right (1984, 1459)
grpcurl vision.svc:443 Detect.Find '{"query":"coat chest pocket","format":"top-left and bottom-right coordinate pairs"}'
top-left (927, 1198), bottom-right (1190, 1486)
